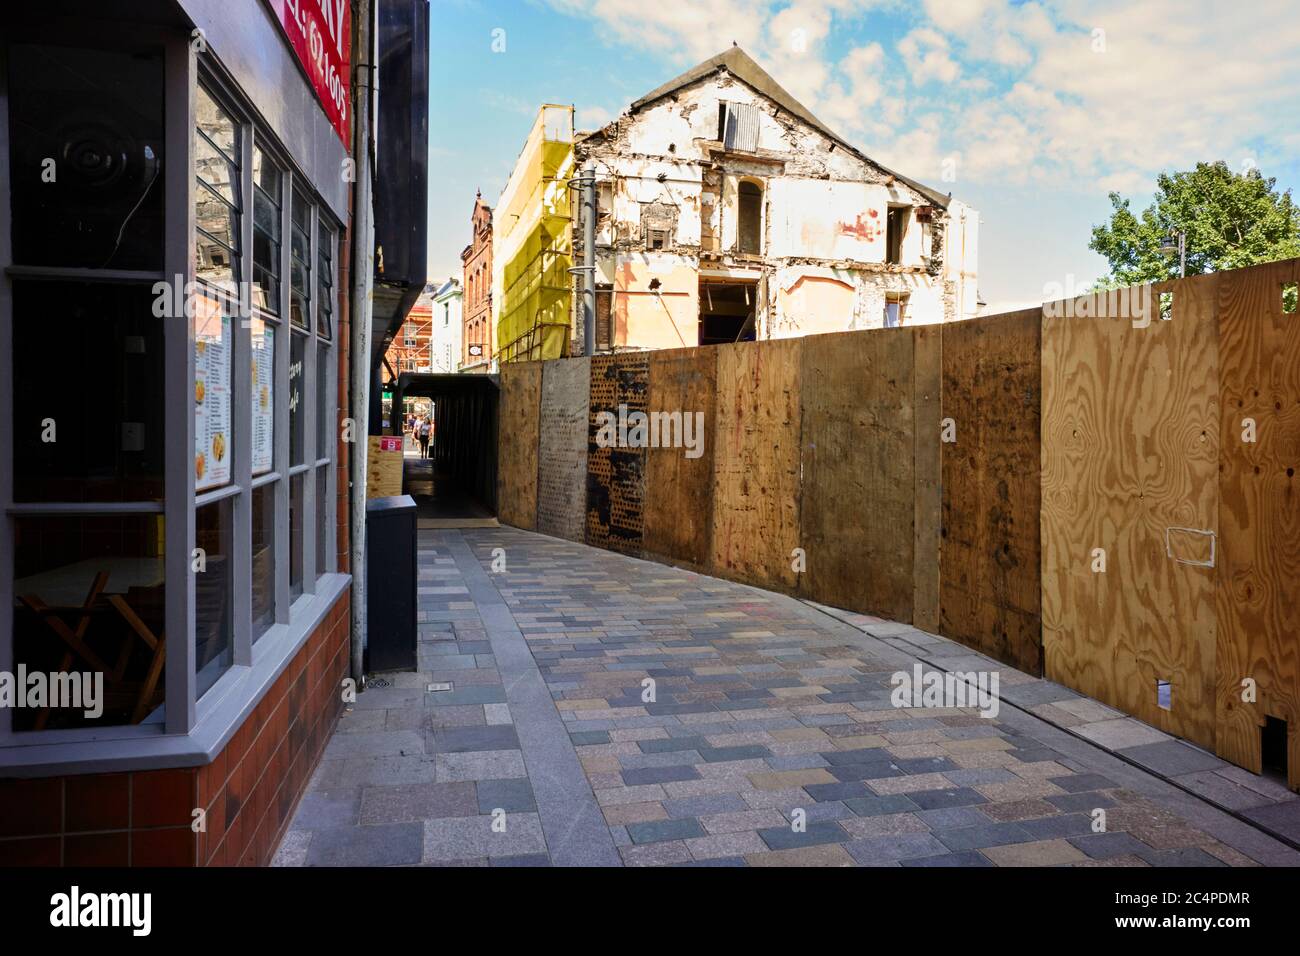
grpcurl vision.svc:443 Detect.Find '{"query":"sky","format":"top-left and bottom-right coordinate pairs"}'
top-left (427, 0), bottom-right (1300, 312)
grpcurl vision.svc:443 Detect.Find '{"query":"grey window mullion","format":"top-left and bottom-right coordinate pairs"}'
top-left (303, 204), bottom-right (318, 592)
top-left (275, 170), bottom-right (292, 624)
top-left (0, 40), bottom-right (15, 744)
top-left (230, 121), bottom-right (254, 669)
top-left (165, 36), bottom-right (197, 734)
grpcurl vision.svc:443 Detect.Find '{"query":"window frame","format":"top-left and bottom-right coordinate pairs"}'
top-left (0, 28), bottom-right (346, 765)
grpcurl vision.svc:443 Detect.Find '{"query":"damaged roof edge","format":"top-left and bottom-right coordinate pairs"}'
top-left (626, 46), bottom-right (952, 210)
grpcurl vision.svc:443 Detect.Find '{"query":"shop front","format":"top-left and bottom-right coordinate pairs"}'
top-left (0, 0), bottom-right (367, 866)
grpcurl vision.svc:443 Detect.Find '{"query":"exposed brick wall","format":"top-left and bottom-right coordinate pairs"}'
top-left (0, 591), bottom-right (349, 867)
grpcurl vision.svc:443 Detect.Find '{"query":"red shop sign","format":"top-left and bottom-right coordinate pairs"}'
top-left (378, 436), bottom-right (403, 452)
top-left (267, 0), bottom-right (351, 146)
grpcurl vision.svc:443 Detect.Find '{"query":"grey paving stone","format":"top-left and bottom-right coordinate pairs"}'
top-left (291, 789), bottom-right (361, 830)
top-left (359, 782), bottom-right (478, 824)
top-left (1118, 741), bottom-right (1226, 776)
top-left (625, 818), bottom-right (707, 844)
top-left (622, 765), bottom-right (701, 786)
top-left (1048, 773), bottom-right (1119, 793)
top-left (323, 730), bottom-right (425, 759)
top-left (935, 822), bottom-right (1033, 852)
top-left (1242, 800), bottom-right (1300, 843)
top-left (662, 793), bottom-right (749, 818)
top-left (900, 850), bottom-right (994, 867)
top-left (892, 756), bottom-right (960, 774)
top-left (423, 812), bottom-right (548, 862)
top-left (489, 854), bottom-right (551, 867)
top-left (430, 685), bottom-right (508, 706)
top-left (844, 833), bottom-right (950, 863)
top-left (436, 750), bottom-right (527, 782)
top-left (429, 725), bottom-right (521, 753)
top-left (638, 736), bottom-right (707, 753)
top-left (305, 822), bottom-right (424, 867)
top-left (1068, 831), bottom-right (1151, 859)
top-left (1017, 813), bottom-right (1096, 839)
top-left (804, 781), bottom-right (872, 802)
top-left (757, 821), bottom-right (849, 850)
top-left (477, 777), bottom-right (538, 814)
top-left (842, 794), bottom-right (921, 817)
top-left (1137, 847), bottom-right (1227, 867)
top-left (429, 705), bottom-right (488, 729)
top-left (1046, 792), bottom-right (1117, 813)
top-left (915, 806), bottom-right (989, 829)
top-left (904, 787), bottom-right (989, 810)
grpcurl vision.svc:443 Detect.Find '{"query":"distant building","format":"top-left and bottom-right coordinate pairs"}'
top-left (493, 49), bottom-right (979, 361)
top-left (460, 192), bottom-right (494, 371)
top-left (430, 277), bottom-right (463, 373)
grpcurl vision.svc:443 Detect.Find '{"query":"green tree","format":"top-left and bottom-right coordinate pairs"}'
top-left (1089, 161), bottom-right (1300, 289)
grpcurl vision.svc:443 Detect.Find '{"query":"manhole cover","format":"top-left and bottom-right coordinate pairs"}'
top-left (428, 681), bottom-right (454, 692)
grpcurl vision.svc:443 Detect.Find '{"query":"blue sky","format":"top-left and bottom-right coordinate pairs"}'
top-left (428, 0), bottom-right (1300, 311)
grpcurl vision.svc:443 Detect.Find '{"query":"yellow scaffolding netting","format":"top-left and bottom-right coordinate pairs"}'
top-left (495, 105), bottom-right (574, 364)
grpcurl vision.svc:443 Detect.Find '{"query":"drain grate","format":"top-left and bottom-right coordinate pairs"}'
top-left (368, 677), bottom-right (391, 689)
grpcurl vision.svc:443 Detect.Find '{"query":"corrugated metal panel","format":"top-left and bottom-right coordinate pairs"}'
top-left (723, 102), bottom-right (760, 153)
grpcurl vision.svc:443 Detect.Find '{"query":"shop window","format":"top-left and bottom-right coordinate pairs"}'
top-left (289, 472), bottom-right (305, 601)
top-left (195, 85), bottom-right (241, 294)
top-left (11, 280), bottom-right (165, 502)
top-left (290, 331), bottom-right (307, 467)
top-left (318, 221), bottom-right (335, 339)
top-left (251, 481), bottom-right (276, 640)
top-left (318, 340), bottom-right (334, 461)
top-left (316, 467), bottom-right (330, 578)
top-left (738, 181), bottom-right (762, 255)
top-left (290, 194), bottom-right (312, 328)
top-left (195, 497), bottom-right (233, 696)
top-left (252, 145), bottom-right (282, 314)
top-left (7, 42), bottom-right (164, 270)
top-left (11, 514), bottom-right (166, 730)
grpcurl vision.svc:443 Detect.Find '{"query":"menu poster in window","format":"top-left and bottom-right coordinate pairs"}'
top-left (251, 322), bottom-right (275, 475)
top-left (195, 294), bottom-right (232, 491)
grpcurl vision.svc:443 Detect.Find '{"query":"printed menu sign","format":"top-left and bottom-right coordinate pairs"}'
top-left (252, 321), bottom-right (275, 476)
top-left (195, 294), bottom-right (232, 491)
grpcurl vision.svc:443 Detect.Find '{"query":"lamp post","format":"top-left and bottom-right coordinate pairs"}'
top-left (1159, 231), bottom-right (1186, 278)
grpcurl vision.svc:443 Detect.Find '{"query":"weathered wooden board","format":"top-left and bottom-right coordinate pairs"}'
top-left (643, 347), bottom-right (718, 568)
top-left (1042, 277), bottom-right (1219, 748)
top-left (536, 357), bottom-right (591, 542)
top-left (497, 361), bottom-right (542, 530)
top-left (940, 309), bottom-right (1043, 674)
top-left (913, 324), bottom-right (942, 633)
top-left (711, 338), bottom-right (802, 592)
top-left (586, 354), bottom-right (648, 555)
top-left (1215, 259), bottom-right (1300, 788)
top-left (799, 329), bottom-right (915, 620)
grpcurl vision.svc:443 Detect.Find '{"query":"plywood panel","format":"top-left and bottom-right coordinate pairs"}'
top-left (913, 324), bottom-right (942, 633)
top-left (536, 357), bottom-right (591, 541)
top-left (799, 329), bottom-right (915, 620)
top-left (643, 347), bottom-right (718, 567)
top-left (1215, 259), bottom-right (1300, 788)
top-left (940, 309), bottom-right (1043, 674)
top-left (711, 338), bottom-right (802, 591)
top-left (585, 354), bottom-right (648, 555)
top-left (1042, 277), bottom-right (1219, 747)
top-left (497, 361), bottom-right (542, 530)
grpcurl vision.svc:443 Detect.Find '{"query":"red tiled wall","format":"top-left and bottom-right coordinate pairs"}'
top-left (0, 591), bottom-right (349, 867)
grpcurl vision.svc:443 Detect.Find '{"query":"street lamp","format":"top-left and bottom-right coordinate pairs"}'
top-left (1159, 231), bottom-right (1186, 278)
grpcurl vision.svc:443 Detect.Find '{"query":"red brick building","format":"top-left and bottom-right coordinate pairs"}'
top-left (460, 191), bottom-right (494, 371)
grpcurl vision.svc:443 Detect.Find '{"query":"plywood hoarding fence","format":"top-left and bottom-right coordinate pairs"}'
top-left (496, 258), bottom-right (1300, 789)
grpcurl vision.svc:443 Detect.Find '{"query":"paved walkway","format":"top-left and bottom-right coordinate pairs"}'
top-left (275, 527), bottom-right (1300, 867)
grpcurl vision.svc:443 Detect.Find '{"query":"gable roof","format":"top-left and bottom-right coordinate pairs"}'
top-left (629, 46), bottom-right (950, 209)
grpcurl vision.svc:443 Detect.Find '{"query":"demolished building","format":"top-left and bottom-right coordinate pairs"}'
top-left (495, 46), bottom-right (980, 360)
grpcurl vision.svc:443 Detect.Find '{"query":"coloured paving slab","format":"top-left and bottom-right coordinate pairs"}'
top-left (275, 527), bottom-right (1300, 867)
